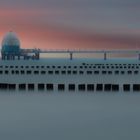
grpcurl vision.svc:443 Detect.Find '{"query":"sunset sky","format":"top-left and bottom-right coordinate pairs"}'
top-left (0, 0), bottom-right (140, 50)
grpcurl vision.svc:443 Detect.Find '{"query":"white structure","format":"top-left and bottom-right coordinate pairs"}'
top-left (0, 32), bottom-right (140, 92)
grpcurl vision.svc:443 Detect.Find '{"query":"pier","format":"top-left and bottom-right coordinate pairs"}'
top-left (2, 49), bottom-right (140, 60)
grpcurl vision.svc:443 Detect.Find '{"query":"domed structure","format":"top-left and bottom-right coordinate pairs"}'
top-left (1, 31), bottom-right (40, 60)
top-left (1, 31), bottom-right (20, 54)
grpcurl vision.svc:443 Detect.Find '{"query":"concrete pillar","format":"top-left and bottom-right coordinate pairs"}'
top-left (38, 53), bottom-right (40, 60)
top-left (138, 54), bottom-right (140, 60)
top-left (24, 55), bottom-right (26, 60)
top-left (104, 52), bottom-right (107, 60)
top-left (37, 53), bottom-right (40, 60)
top-left (9, 54), bottom-right (13, 60)
top-left (18, 55), bottom-right (20, 60)
top-left (13, 55), bottom-right (15, 60)
top-left (36, 53), bottom-right (40, 60)
top-left (1, 54), bottom-right (5, 60)
top-left (70, 52), bottom-right (73, 60)
top-left (11, 55), bottom-right (13, 60)
top-left (4, 55), bottom-right (6, 60)
top-left (7, 55), bottom-right (10, 60)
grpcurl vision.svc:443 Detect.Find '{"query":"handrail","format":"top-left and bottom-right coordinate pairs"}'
top-left (2, 49), bottom-right (140, 60)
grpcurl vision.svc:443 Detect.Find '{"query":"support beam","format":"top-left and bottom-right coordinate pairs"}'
top-left (24, 55), bottom-right (27, 60)
top-left (138, 54), bottom-right (140, 60)
top-left (7, 55), bottom-right (10, 60)
top-left (37, 53), bottom-right (40, 60)
top-left (104, 52), bottom-right (107, 60)
top-left (1, 54), bottom-right (5, 60)
top-left (18, 55), bottom-right (20, 60)
top-left (35, 52), bottom-right (40, 60)
top-left (70, 52), bottom-right (73, 60)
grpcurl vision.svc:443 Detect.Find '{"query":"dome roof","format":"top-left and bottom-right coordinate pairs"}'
top-left (1, 31), bottom-right (20, 54)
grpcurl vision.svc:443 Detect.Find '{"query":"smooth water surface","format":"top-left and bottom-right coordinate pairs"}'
top-left (0, 92), bottom-right (140, 140)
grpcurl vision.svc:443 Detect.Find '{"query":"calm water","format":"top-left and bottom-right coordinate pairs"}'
top-left (0, 92), bottom-right (140, 140)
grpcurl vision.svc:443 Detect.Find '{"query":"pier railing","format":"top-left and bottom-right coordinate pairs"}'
top-left (2, 49), bottom-right (140, 60)
top-left (37, 49), bottom-right (140, 60)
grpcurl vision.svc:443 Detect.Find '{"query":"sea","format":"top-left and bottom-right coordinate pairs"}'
top-left (0, 91), bottom-right (140, 140)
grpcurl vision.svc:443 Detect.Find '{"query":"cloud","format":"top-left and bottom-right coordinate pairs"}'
top-left (0, 3), bottom-right (139, 50)
top-left (1, 25), bottom-right (138, 50)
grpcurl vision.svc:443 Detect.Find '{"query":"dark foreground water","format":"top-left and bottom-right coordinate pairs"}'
top-left (0, 92), bottom-right (140, 140)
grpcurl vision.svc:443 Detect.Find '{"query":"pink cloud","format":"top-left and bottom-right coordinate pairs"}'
top-left (0, 9), bottom-right (139, 50)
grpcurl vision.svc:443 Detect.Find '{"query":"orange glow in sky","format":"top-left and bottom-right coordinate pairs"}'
top-left (0, 5), bottom-right (139, 50)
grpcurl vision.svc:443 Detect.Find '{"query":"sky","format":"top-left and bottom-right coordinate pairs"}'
top-left (0, 0), bottom-right (140, 50)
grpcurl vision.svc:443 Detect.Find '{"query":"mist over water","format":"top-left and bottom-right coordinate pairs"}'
top-left (0, 92), bottom-right (140, 140)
